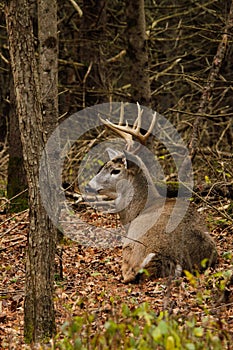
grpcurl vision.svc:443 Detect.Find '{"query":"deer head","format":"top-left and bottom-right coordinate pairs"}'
top-left (87, 104), bottom-right (160, 224)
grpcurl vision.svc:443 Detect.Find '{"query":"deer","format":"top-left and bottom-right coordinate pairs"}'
top-left (87, 104), bottom-right (218, 283)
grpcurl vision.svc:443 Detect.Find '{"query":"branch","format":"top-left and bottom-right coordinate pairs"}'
top-left (68, 0), bottom-right (83, 17)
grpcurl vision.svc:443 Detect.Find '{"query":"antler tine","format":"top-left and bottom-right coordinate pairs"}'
top-left (130, 105), bottom-right (156, 144)
top-left (118, 102), bottom-right (124, 126)
top-left (142, 111), bottom-right (157, 142)
top-left (133, 102), bottom-right (143, 132)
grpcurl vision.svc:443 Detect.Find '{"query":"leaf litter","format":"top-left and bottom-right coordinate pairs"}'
top-left (0, 205), bottom-right (232, 349)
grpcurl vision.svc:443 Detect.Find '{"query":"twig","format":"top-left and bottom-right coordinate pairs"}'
top-left (58, 58), bottom-right (84, 67)
top-left (0, 52), bottom-right (9, 64)
top-left (68, 0), bottom-right (83, 17)
top-left (82, 61), bottom-right (93, 108)
top-left (182, 182), bottom-right (233, 223)
top-left (0, 189), bottom-right (28, 211)
top-left (0, 221), bottom-right (29, 239)
top-left (0, 238), bottom-right (27, 252)
top-left (0, 290), bottom-right (24, 296)
top-left (107, 50), bottom-right (126, 63)
top-left (0, 209), bottom-right (28, 227)
top-left (169, 108), bottom-right (233, 118)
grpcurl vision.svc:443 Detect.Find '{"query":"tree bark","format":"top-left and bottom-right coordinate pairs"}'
top-left (7, 77), bottom-right (28, 211)
top-left (38, 0), bottom-right (58, 133)
top-left (125, 0), bottom-right (151, 107)
top-left (5, 0), bottom-right (57, 343)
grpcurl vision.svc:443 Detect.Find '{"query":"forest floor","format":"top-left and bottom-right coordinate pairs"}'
top-left (0, 203), bottom-right (233, 349)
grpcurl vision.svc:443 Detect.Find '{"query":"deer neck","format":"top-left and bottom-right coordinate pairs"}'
top-left (117, 167), bottom-right (156, 225)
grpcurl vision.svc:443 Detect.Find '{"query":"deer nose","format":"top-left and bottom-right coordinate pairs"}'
top-left (85, 184), bottom-right (98, 193)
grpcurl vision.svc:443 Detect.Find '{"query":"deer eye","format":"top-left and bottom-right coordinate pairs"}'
top-left (111, 169), bottom-right (121, 175)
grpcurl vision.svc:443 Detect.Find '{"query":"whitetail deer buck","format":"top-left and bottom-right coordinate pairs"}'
top-left (87, 104), bottom-right (217, 283)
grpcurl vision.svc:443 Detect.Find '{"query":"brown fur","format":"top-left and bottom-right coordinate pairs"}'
top-left (122, 198), bottom-right (217, 283)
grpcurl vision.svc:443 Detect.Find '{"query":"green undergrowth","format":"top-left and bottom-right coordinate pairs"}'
top-left (53, 305), bottom-right (229, 350)
top-left (53, 263), bottom-right (232, 350)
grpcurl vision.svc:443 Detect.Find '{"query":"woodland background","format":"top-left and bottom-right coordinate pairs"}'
top-left (0, 0), bottom-right (233, 348)
top-left (0, 0), bottom-right (233, 201)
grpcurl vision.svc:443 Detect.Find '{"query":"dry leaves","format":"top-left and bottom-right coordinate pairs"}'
top-left (0, 207), bottom-right (232, 349)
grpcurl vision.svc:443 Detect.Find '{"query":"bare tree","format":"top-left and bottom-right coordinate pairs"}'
top-left (125, 0), bottom-right (151, 106)
top-left (38, 0), bottom-right (58, 134)
top-left (7, 78), bottom-right (28, 211)
top-left (79, 0), bottom-right (109, 107)
top-left (5, 0), bottom-right (58, 343)
top-left (0, 10), bottom-right (26, 211)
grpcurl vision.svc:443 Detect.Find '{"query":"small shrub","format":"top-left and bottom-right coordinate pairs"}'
top-left (53, 302), bottom-right (229, 350)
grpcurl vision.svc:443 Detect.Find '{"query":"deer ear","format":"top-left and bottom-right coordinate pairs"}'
top-left (123, 150), bottom-right (137, 169)
top-left (106, 148), bottom-right (122, 160)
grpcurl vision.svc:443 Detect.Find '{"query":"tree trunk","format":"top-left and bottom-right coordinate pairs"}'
top-left (5, 0), bottom-right (57, 343)
top-left (0, 9), bottom-right (9, 196)
top-left (125, 0), bottom-right (151, 106)
top-left (38, 0), bottom-right (58, 133)
top-left (7, 77), bottom-right (28, 211)
top-left (79, 0), bottom-right (108, 107)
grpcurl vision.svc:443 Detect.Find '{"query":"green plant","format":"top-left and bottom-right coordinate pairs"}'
top-left (53, 301), bottom-right (229, 350)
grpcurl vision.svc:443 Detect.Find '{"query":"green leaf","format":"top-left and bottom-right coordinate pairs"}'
top-left (184, 270), bottom-right (198, 287)
top-left (166, 336), bottom-right (175, 350)
top-left (193, 327), bottom-right (204, 337)
top-left (204, 175), bottom-right (211, 184)
top-left (98, 159), bottom-right (104, 166)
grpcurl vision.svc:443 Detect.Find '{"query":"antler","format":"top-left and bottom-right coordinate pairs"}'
top-left (99, 102), bottom-right (156, 149)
